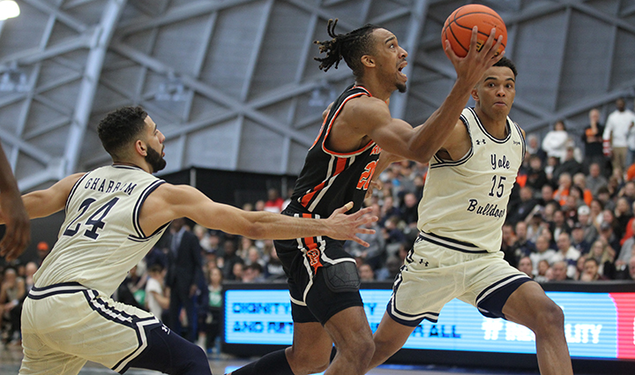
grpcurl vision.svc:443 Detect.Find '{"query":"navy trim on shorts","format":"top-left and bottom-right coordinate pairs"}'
top-left (418, 232), bottom-right (488, 254)
top-left (27, 282), bottom-right (88, 300)
top-left (80, 290), bottom-right (161, 373)
top-left (386, 273), bottom-right (439, 327)
top-left (476, 275), bottom-right (533, 319)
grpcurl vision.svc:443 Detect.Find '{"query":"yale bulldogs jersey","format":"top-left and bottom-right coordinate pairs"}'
top-left (417, 107), bottom-right (525, 252)
top-left (34, 165), bottom-right (169, 295)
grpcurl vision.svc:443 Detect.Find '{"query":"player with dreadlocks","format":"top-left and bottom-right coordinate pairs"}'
top-left (229, 19), bottom-right (504, 375)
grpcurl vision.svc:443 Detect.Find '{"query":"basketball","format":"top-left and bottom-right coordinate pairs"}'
top-left (441, 4), bottom-right (507, 58)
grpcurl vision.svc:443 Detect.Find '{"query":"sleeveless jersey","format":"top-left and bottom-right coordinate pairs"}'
top-left (417, 107), bottom-right (525, 252)
top-left (287, 85), bottom-right (382, 216)
top-left (34, 165), bottom-right (169, 295)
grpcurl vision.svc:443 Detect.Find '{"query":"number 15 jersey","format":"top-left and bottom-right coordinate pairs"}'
top-left (417, 107), bottom-right (525, 252)
top-left (34, 165), bottom-right (169, 295)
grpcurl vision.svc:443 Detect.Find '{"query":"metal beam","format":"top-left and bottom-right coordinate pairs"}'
top-left (22, 0), bottom-right (88, 33)
top-left (390, 0), bottom-right (428, 120)
top-left (62, 0), bottom-right (127, 176)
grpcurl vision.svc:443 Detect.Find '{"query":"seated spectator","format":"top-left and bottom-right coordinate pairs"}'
top-left (264, 188), bottom-right (284, 213)
top-left (375, 256), bottom-right (402, 282)
top-left (517, 256), bottom-right (534, 278)
top-left (358, 262), bottom-right (375, 282)
top-left (507, 186), bottom-right (537, 224)
top-left (570, 222), bottom-right (591, 254)
top-left (264, 246), bottom-right (285, 280)
top-left (572, 173), bottom-right (593, 206)
top-left (548, 261), bottom-right (572, 281)
top-left (534, 259), bottom-right (550, 283)
top-left (0, 267), bottom-right (25, 345)
top-left (553, 146), bottom-right (583, 183)
top-left (585, 162), bottom-right (608, 196)
top-left (555, 232), bottom-right (581, 279)
top-left (346, 220), bottom-right (385, 270)
top-left (242, 263), bottom-right (264, 283)
top-left (530, 235), bottom-right (560, 271)
top-left (553, 173), bottom-right (573, 207)
top-left (580, 258), bottom-right (609, 281)
top-left (588, 240), bottom-right (616, 279)
top-left (615, 225), bottom-right (635, 272)
top-left (525, 154), bottom-right (549, 192)
top-left (614, 197), bottom-right (633, 240)
top-left (231, 262), bottom-right (245, 282)
top-left (577, 205), bottom-right (599, 246)
top-left (24, 262), bottom-right (38, 294)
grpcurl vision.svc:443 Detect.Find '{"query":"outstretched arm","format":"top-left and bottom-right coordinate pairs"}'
top-left (0, 144), bottom-right (30, 261)
top-left (141, 183), bottom-right (378, 246)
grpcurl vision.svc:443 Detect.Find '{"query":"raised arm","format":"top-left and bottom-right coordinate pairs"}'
top-left (0, 144), bottom-right (30, 261)
top-left (360, 27), bottom-right (504, 164)
top-left (140, 183), bottom-right (378, 246)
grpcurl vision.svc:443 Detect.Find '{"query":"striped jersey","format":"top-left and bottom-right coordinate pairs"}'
top-left (287, 85), bottom-right (382, 216)
top-left (417, 107), bottom-right (525, 252)
top-left (34, 165), bottom-right (169, 295)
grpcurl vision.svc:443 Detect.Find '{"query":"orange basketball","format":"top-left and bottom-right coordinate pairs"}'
top-left (441, 4), bottom-right (507, 58)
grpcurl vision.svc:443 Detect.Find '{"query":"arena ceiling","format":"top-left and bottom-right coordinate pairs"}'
top-left (1, 0), bottom-right (635, 191)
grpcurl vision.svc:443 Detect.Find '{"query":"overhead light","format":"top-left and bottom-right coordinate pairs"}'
top-left (0, 1), bottom-right (19, 21)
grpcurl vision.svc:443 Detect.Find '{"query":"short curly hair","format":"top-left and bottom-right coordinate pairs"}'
top-left (97, 106), bottom-right (148, 159)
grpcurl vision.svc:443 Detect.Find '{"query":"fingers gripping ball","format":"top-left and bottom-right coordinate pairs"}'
top-left (442, 4), bottom-right (507, 57)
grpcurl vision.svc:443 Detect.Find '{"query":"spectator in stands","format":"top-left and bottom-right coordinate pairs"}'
top-left (550, 209), bottom-right (571, 242)
top-left (538, 184), bottom-right (557, 208)
top-left (399, 192), bottom-right (419, 228)
top-left (605, 98), bottom-right (635, 171)
top-left (549, 261), bottom-right (572, 281)
top-left (145, 264), bottom-right (169, 322)
top-left (589, 199), bottom-right (605, 229)
top-left (231, 262), bottom-right (244, 282)
top-left (616, 220), bottom-right (635, 271)
top-left (534, 259), bottom-right (550, 283)
top-left (510, 221), bottom-right (535, 264)
top-left (577, 205), bottom-right (598, 245)
top-left (526, 135), bottom-right (547, 164)
top-left (358, 262), bottom-right (375, 282)
top-left (0, 267), bottom-right (25, 345)
top-left (581, 108), bottom-right (606, 172)
top-left (553, 173), bottom-right (573, 207)
top-left (508, 186), bottom-right (538, 224)
top-left (201, 266), bottom-right (223, 354)
top-left (555, 232), bottom-right (580, 278)
top-left (242, 263), bottom-right (264, 283)
top-left (542, 120), bottom-right (571, 163)
top-left (614, 196), bottom-right (633, 239)
top-left (598, 219), bottom-right (621, 255)
top-left (585, 162), bottom-right (608, 196)
top-left (570, 222), bottom-right (591, 255)
top-left (23, 262), bottom-right (37, 294)
top-left (587, 240), bottom-right (616, 279)
top-left (517, 256), bottom-right (534, 278)
top-left (375, 255), bottom-right (401, 282)
top-left (35, 241), bottom-right (50, 267)
top-left (264, 188), bottom-right (284, 213)
top-left (572, 173), bottom-right (593, 206)
top-left (580, 258), bottom-right (609, 281)
top-left (501, 223), bottom-right (518, 267)
top-left (525, 154), bottom-right (549, 193)
top-left (219, 240), bottom-right (241, 281)
top-left (553, 146), bottom-right (583, 183)
top-left (347, 219), bottom-right (385, 270)
top-left (530, 234), bottom-right (560, 271)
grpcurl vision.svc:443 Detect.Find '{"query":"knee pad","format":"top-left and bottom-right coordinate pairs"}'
top-left (324, 262), bottom-right (360, 293)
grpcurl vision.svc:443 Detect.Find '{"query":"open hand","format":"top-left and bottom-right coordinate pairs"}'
top-left (326, 202), bottom-right (378, 247)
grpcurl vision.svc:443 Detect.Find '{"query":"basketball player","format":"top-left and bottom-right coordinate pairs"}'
top-left (230, 20), bottom-right (504, 375)
top-left (0, 143), bottom-right (30, 261)
top-left (366, 58), bottom-right (573, 375)
top-left (5, 106), bottom-right (377, 375)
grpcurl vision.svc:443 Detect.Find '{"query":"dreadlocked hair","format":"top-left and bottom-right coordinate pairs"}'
top-left (314, 19), bottom-right (380, 78)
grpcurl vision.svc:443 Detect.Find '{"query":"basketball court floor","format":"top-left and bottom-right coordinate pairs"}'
top-left (0, 343), bottom-right (547, 375)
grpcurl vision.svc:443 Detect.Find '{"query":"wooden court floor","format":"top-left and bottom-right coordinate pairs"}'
top-left (0, 343), bottom-right (547, 375)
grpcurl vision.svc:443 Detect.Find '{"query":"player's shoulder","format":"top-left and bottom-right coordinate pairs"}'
top-left (340, 95), bottom-right (390, 121)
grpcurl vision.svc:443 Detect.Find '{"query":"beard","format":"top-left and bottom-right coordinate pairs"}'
top-left (146, 145), bottom-right (166, 173)
top-left (396, 82), bottom-right (407, 93)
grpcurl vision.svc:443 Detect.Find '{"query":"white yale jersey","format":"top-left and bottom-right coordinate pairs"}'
top-left (417, 107), bottom-right (525, 252)
top-left (34, 165), bottom-right (169, 295)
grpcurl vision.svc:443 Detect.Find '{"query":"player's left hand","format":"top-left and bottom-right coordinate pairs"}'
top-left (326, 202), bottom-right (378, 247)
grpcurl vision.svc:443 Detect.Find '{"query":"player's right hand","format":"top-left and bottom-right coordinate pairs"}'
top-left (326, 202), bottom-right (378, 247)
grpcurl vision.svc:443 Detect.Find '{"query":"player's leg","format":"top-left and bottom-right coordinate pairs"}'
top-left (502, 281), bottom-right (573, 375)
top-left (229, 321), bottom-right (333, 375)
top-left (19, 331), bottom-right (87, 375)
top-left (126, 324), bottom-right (211, 374)
top-left (366, 311), bottom-right (415, 371)
top-left (322, 305), bottom-right (374, 375)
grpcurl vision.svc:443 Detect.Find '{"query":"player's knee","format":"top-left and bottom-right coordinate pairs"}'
top-left (287, 347), bottom-right (330, 373)
top-left (175, 345), bottom-right (210, 374)
top-left (530, 299), bottom-right (565, 334)
top-left (339, 333), bottom-right (375, 365)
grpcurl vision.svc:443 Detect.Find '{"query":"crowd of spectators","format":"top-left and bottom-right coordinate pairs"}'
top-left (2, 99), bottom-right (635, 350)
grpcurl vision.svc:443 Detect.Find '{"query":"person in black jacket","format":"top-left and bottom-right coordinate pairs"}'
top-left (165, 217), bottom-right (203, 342)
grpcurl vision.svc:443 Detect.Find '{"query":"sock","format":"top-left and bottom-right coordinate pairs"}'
top-left (229, 349), bottom-right (293, 375)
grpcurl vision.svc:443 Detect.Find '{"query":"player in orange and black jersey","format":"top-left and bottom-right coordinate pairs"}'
top-left (230, 19), bottom-right (504, 375)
